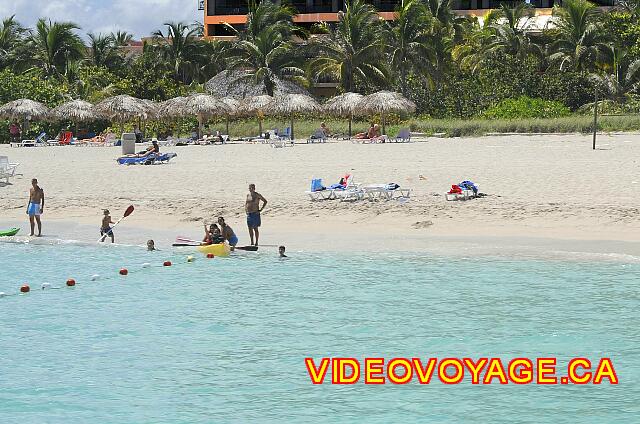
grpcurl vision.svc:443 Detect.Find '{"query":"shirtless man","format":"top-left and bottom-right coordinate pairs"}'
top-left (245, 184), bottom-right (267, 246)
top-left (26, 178), bottom-right (45, 236)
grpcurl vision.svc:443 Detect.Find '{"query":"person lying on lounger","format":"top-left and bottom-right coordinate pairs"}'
top-left (120, 140), bottom-right (159, 158)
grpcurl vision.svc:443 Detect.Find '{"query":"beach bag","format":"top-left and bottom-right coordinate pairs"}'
top-left (310, 178), bottom-right (325, 192)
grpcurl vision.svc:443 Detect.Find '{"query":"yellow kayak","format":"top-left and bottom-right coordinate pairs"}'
top-left (196, 242), bottom-right (231, 257)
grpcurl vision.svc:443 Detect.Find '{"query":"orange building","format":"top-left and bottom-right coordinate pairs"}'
top-left (202, 0), bottom-right (615, 38)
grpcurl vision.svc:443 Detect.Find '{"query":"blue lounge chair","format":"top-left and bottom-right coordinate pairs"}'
top-left (117, 152), bottom-right (177, 165)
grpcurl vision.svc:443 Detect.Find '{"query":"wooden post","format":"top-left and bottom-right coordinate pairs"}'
top-left (592, 86), bottom-right (598, 150)
top-left (290, 116), bottom-right (295, 140)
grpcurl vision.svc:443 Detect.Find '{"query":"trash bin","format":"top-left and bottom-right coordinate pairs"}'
top-left (121, 133), bottom-right (136, 155)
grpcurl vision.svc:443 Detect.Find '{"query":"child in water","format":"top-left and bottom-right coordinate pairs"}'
top-left (100, 209), bottom-right (115, 243)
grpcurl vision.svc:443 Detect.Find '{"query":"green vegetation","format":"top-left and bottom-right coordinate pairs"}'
top-left (483, 97), bottom-right (571, 120)
top-left (0, 0), bottom-right (639, 142)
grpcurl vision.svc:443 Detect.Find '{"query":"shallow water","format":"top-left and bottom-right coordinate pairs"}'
top-left (0, 242), bottom-right (637, 423)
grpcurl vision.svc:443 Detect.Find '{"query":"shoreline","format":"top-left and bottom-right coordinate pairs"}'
top-left (2, 132), bottom-right (639, 261)
top-left (2, 217), bottom-right (639, 263)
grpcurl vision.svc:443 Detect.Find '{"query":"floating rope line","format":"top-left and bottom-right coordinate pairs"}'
top-left (0, 254), bottom-right (212, 299)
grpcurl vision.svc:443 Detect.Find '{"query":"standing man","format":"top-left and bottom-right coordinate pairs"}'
top-left (245, 184), bottom-right (267, 246)
top-left (27, 178), bottom-right (44, 237)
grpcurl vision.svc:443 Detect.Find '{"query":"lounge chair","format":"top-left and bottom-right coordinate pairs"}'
top-left (11, 139), bottom-right (36, 147)
top-left (361, 183), bottom-right (411, 201)
top-left (306, 178), bottom-right (333, 200)
top-left (445, 181), bottom-right (479, 201)
top-left (280, 127), bottom-right (292, 141)
top-left (0, 156), bottom-right (19, 183)
top-left (307, 130), bottom-right (327, 144)
top-left (116, 152), bottom-right (177, 165)
top-left (392, 129), bottom-right (411, 143)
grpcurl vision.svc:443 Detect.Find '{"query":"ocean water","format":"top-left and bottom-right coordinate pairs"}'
top-left (0, 240), bottom-right (637, 423)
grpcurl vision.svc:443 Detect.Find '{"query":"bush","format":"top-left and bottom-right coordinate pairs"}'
top-left (482, 96), bottom-right (571, 120)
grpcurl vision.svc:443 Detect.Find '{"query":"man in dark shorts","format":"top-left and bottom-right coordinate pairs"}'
top-left (245, 184), bottom-right (267, 246)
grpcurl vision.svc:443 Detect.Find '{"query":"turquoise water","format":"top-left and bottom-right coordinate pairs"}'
top-left (0, 241), bottom-right (637, 423)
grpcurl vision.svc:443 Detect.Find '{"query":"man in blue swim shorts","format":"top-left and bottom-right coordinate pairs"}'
top-left (245, 183), bottom-right (267, 246)
top-left (26, 178), bottom-right (44, 236)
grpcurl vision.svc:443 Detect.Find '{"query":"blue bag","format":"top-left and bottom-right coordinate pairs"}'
top-left (310, 178), bottom-right (325, 192)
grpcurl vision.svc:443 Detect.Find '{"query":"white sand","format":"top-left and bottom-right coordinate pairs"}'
top-left (1, 133), bottom-right (639, 256)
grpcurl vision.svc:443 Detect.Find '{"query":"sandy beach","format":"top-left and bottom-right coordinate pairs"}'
top-left (1, 133), bottom-right (639, 255)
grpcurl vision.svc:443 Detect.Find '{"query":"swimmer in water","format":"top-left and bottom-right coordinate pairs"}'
top-left (147, 240), bottom-right (156, 251)
top-left (279, 245), bottom-right (287, 258)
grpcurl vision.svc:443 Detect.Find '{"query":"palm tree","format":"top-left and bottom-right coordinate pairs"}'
top-left (111, 30), bottom-right (133, 47)
top-left (151, 21), bottom-right (203, 83)
top-left (31, 19), bottom-right (85, 78)
top-left (387, 0), bottom-right (437, 96)
top-left (454, 4), bottom-right (542, 73)
top-left (483, 4), bottom-right (542, 60)
top-left (227, 1), bottom-right (305, 96)
top-left (88, 33), bottom-right (117, 68)
top-left (548, 0), bottom-right (611, 72)
top-left (597, 47), bottom-right (640, 103)
top-left (0, 15), bottom-right (28, 71)
top-left (310, 0), bottom-right (387, 93)
top-left (424, 0), bottom-right (470, 71)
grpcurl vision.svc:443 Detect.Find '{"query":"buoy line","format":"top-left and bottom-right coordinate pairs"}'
top-left (0, 254), bottom-right (213, 299)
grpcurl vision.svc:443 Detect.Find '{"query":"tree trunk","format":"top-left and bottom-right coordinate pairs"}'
top-left (592, 86), bottom-right (598, 150)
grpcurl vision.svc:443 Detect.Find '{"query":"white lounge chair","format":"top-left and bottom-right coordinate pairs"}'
top-left (445, 185), bottom-right (479, 201)
top-left (0, 156), bottom-right (19, 183)
top-left (361, 184), bottom-right (412, 201)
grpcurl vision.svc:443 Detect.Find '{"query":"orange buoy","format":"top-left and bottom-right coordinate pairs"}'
top-left (207, 253), bottom-right (215, 259)
top-left (20, 284), bottom-right (30, 293)
top-left (163, 261), bottom-right (172, 267)
top-left (66, 279), bottom-right (76, 287)
top-left (119, 268), bottom-right (128, 276)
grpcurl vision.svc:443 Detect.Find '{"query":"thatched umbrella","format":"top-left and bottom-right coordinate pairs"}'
top-left (273, 94), bottom-right (321, 140)
top-left (0, 99), bottom-right (50, 136)
top-left (240, 95), bottom-right (275, 136)
top-left (50, 99), bottom-right (98, 122)
top-left (357, 91), bottom-right (416, 135)
top-left (323, 92), bottom-right (364, 138)
top-left (94, 95), bottom-right (150, 135)
top-left (180, 93), bottom-right (231, 139)
top-left (158, 96), bottom-right (187, 119)
top-left (205, 70), bottom-right (310, 99)
top-left (0, 99), bottom-right (50, 120)
top-left (50, 99), bottom-right (100, 137)
top-left (220, 97), bottom-right (240, 136)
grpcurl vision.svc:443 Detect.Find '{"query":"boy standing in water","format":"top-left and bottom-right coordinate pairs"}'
top-left (26, 178), bottom-right (44, 237)
top-left (100, 209), bottom-right (115, 243)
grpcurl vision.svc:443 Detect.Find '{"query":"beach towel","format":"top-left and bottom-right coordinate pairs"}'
top-left (448, 185), bottom-right (462, 194)
top-left (459, 180), bottom-right (478, 194)
top-left (310, 178), bottom-right (325, 192)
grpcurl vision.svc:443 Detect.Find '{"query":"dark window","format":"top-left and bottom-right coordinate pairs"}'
top-left (214, 0), bottom-right (249, 15)
top-left (207, 23), bottom-right (238, 36)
